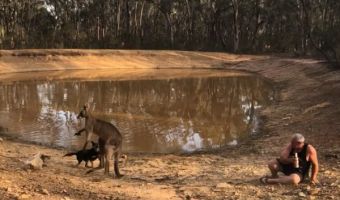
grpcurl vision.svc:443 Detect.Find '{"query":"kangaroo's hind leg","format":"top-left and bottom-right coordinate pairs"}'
top-left (99, 155), bottom-right (105, 168)
top-left (114, 149), bottom-right (123, 178)
top-left (98, 138), bottom-right (105, 168)
top-left (104, 145), bottom-right (114, 175)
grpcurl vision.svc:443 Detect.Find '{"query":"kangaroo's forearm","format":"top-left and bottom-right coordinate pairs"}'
top-left (78, 128), bottom-right (86, 134)
top-left (75, 128), bottom-right (86, 135)
top-left (82, 130), bottom-right (91, 150)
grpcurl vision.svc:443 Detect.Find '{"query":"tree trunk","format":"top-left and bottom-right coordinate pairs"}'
top-left (232, 0), bottom-right (240, 52)
top-left (164, 13), bottom-right (174, 48)
top-left (117, 0), bottom-right (121, 36)
top-left (185, 0), bottom-right (192, 44)
top-left (125, 0), bottom-right (130, 35)
top-left (139, 1), bottom-right (145, 45)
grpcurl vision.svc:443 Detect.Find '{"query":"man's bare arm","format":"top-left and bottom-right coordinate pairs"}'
top-left (308, 145), bottom-right (319, 183)
top-left (279, 144), bottom-right (294, 164)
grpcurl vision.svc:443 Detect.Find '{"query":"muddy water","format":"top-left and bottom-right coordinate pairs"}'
top-left (0, 74), bottom-right (274, 153)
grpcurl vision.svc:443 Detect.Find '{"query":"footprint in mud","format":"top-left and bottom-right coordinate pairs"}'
top-left (154, 175), bottom-right (172, 182)
top-left (89, 173), bottom-right (118, 182)
top-left (91, 178), bottom-right (104, 182)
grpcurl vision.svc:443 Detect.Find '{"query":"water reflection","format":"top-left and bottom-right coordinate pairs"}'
top-left (0, 75), bottom-right (274, 153)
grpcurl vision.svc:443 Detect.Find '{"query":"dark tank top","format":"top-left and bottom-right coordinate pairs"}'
top-left (289, 143), bottom-right (311, 176)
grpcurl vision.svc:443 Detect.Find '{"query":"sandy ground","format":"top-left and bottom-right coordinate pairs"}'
top-left (0, 50), bottom-right (339, 200)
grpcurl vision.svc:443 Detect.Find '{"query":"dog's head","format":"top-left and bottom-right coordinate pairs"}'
top-left (77, 104), bottom-right (89, 119)
top-left (91, 141), bottom-right (100, 152)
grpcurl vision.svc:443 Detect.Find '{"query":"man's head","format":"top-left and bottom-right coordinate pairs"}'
top-left (291, 133), bottom-right (305, 150)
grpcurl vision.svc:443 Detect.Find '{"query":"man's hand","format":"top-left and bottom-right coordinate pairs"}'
top-left (310, 178), bottom-right (319, 185)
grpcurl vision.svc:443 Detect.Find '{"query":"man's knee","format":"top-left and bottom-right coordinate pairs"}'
top-left (268, 160), bottom-right (278, 170)
top-left (290, 174), bottom-right (301, 185)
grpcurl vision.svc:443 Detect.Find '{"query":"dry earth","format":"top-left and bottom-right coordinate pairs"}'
top-left (0, 50), bottom-right (339, 200)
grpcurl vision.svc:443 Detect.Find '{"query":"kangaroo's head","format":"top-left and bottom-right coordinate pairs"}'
top-left (77, 104), bottom-right (89, 119)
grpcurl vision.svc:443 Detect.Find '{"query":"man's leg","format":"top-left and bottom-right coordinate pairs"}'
top-left (267, 173), bottom-right (301, 185)
top-left (267, 159), bottom-right (281, 178)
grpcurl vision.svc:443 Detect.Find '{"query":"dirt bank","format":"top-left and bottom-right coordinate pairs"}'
top-left (0, 49), bottom-right (257, 75)
top-left (0, 50), bottom-right (339, 200)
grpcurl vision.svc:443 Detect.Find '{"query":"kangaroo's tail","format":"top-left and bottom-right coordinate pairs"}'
top-left (63, 152), bottom-right (77, 157)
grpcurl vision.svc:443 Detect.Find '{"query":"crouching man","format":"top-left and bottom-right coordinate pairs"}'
top-left (261, 133), bottom-right (319, 185)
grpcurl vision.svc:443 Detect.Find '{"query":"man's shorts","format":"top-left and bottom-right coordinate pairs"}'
top-left (276, 158), bottom-right (304, 181)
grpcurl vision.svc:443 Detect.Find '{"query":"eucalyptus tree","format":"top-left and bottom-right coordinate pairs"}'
top-left (0, 0), bottom-right (339, 67)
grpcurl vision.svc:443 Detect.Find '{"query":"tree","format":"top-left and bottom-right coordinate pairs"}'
top-left (0, 0), bottom-right (339, 67)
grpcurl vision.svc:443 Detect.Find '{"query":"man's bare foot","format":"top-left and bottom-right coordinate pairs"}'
top-left (260, 177), bottom-right (270, 184)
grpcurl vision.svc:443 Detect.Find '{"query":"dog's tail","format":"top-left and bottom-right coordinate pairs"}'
top-left (63, 152), bottom-right (77, 157)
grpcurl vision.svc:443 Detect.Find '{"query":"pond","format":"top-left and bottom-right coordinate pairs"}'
top-left (0, 71), bottom-right (274, 153)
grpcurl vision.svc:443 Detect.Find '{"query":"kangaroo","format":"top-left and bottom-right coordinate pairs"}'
top-left (75, 105), bottom-right (123, 178)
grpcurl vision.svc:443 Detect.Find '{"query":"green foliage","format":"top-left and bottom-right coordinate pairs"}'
top-left (0, 0), bottom-right (339, 66)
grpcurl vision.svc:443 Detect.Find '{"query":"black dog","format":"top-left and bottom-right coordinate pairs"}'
top-left (63, 141), bottom-right (100, 168)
